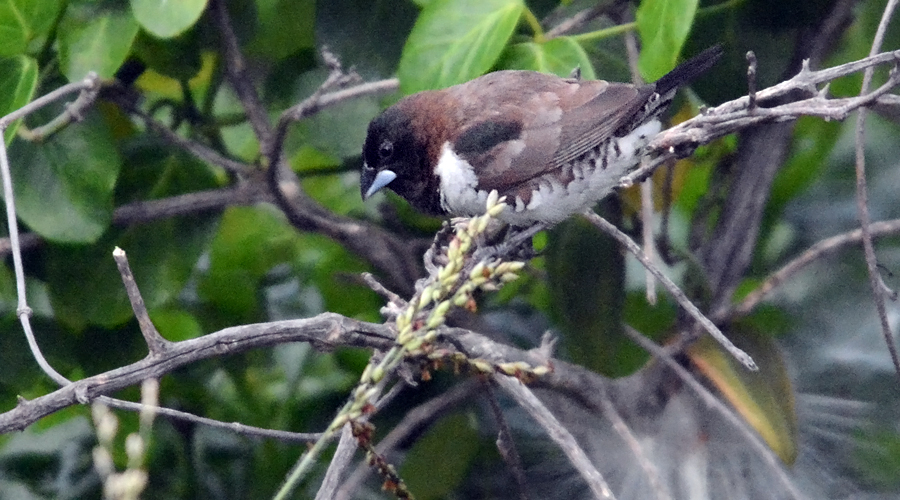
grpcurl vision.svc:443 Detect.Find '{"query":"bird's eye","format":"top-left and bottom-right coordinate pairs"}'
top-left (378, 141), bottom-right (393, 159)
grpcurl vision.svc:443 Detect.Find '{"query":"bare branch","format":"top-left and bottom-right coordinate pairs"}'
top-left (114, 101), bottom-right (252, 176)
top-left (210, 0), bottom-right (272, 146)
top-left (593, 383), bottom-right (670, 500)
top-left (0, 313), bottom-right (396, 433)
top-left (94, 397), bottom-right (322, 443)
top-left (484, 380), bottom-right (530, 500)
top-left (112, 247), bottom-right (171, 356)
top-left (495, 375), bottom-right (616, 500)
top-left (853, 0), bottom-right (900, 382)
top-left (747, 51), bottom-right (758, 110)
top-left (728, 218), bottom-right (900, 319)
top-left (581, 211), bottom-right (757, 371)
top-left (315, 424), bottom-right (358, 500)
top-left (621, 50), bottom-right (900, 187)
top-left (0, 75), bottom-right (103, 388)
top-left (0, 73), bottom-right (100, 128)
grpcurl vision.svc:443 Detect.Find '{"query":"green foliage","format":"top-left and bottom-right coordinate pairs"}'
top-left (400, 412), bottom-right (481, 499)
top-left (498, 36), bottom-right (596, 79)
top-left (0, 0), bottom-right (898, 498)
top-left (58, 2), bottom-right (140, 81)
top-left (0, 55), bottom-right (37, 143)
top-left (0, 0), bottom-right (61, 57)
top-left (398, 0), bottom-right (525, 93)
top-left (636, 0), bottom-right (699, 80)
top-left (9, 109), bottom-right (120, 243)
top-left (130, 0), bottom-right (208, 39)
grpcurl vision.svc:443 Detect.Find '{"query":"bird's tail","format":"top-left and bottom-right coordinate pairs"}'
top-left (654, 45), bottom-right (724, 97)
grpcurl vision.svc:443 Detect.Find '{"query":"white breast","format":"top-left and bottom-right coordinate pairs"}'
top-left (434, 120), bottom-right (661, 225)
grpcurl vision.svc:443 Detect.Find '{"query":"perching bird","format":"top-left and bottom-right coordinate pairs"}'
top-left (361, 46), bottom-right (722, 226)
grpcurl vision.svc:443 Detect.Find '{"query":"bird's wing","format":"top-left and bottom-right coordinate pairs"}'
top-left (448, 74), bottom-right (654, 193)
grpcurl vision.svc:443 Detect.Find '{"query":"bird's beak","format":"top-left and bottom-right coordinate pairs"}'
top-left (361, 168), bottom-right (397, 199)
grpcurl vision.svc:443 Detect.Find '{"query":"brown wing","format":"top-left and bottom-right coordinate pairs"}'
top-left (443, 70), bottom-right (653, 193)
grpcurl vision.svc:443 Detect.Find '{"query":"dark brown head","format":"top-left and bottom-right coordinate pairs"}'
top-left (360, 95), bottom-right (447, 215)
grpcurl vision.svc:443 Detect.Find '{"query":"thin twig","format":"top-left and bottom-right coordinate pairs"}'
top-left (727, 218), bottom-right (900, 319)
top-left (315, 424), bottom-right (358, 500)
top-left (17, 76), bottom-right (101, 142)
top-left (545, 4), bottom-right (610, 39)
top-left (0, 313), bottom-right (396, 433)
top-left (0, 73), bottom-right (100, 128)
top-left (119, 103), bottom-right (251, 175)
top-left (210, 0), bottom-right (272, 146)
top-left (853, 0), bottom-right (900, 383)
top-left (360, 272), bottom-right (406, 307)
top-left (593, 383), bottom-right (670, 500)
top-left (0, 74), bottom-right (102, 387)
top-left (622, 18), bottom-right (658, 305)
top-left (334, 380), bottom-right (482, 500)
top-left (622, 50), bottom-right (900, 188)
top-left (747, 51), bottom-right (758, 111)
top-left (95, 396), bottom-right (322, 442)
top-left (484, 380), bottom-right (530, 500)
top-left (581, 211), bottom-right (757, 371)
top-left (494, 375), bottom-right (616, 500)
top-left (112, 247), bottom-right (171, 356)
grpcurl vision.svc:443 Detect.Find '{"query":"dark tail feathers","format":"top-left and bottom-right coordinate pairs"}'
top-left (654, 45), bottom-right (724, 96)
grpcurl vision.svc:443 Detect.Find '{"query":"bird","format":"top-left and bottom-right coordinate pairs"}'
top-left (360, 46), bottom-right (722, 226)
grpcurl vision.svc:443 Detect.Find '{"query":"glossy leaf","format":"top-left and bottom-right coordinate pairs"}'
top-left (58, 4), bottom-right (139, 81)
top-left (0, 0), bottom-right (61, 56)
top-left (130, 0), bottom-right (208, 39)
top-left (0, 55), bottom-right (37, 144)
top-left (398, 0), bottom-right (524, 93)
top-left (8, 110), bottom-right (120, 243)
top-left (689, 329), bottom-right (798, 464)
top-left (248, 0), bottom-right (314, 60)
top-left (498, 36), bottom-right (596, 79)
top-left (636, 0), bottom-right (698, 81)
top-left (45, 145), bottom-right (219, 328)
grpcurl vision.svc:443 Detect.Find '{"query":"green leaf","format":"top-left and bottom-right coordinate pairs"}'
top-left (248, 0), bottom-right (314, 60)
top-left (0, 1), bottom-right (27, 56)
top-left (545, 215), bottom-right (629, 375)
top-left (199, 206), bottom-right (297, 323)
top-left (58, 3), bottom-right (139, 81)
top-left (636, 0), bottom-right (699, 81)
top-left (498, 36), bottom-right (596, 79)
top-left (8, 110), bottom-right (120, 243)
top-left (0, 55), bottom-right (37, 144)
top-left (401, 412), bottom-right (480, 500)
top-left (130, 0), bottom-right (207, 39)
top-left (132, 29), bottom-right (203, 82)
top-left (45, 145), bottom-right (220, 328)
top-left (689, 328), bottom-right (798, 464)
top-left (398, 0), bottom-right (524, 93)
top-left (150, 308), bottom-right (203, 342)
top-left (0, 0), bottom-right (61, 57)
top-left (294, 233), bottom-right (380, 321)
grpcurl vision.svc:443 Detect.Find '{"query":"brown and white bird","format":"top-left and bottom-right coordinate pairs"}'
top-left (361, 46), bottom-right (722, 226)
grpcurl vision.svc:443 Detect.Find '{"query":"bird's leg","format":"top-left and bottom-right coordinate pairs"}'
top-left (473, 222), bottom-right (547, 262)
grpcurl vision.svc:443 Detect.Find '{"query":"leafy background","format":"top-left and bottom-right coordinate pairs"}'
top-left (0, 0), bottom-right (899, 498)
